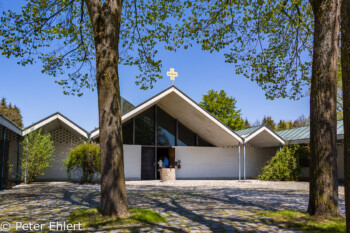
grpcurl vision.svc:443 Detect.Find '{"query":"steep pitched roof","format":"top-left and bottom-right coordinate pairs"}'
top-left (23, 112), bottom-right (89, 138)
top-left (236, 125), bottom-right (285, 147)
top-left (91, 86), bottom-right (243, 146)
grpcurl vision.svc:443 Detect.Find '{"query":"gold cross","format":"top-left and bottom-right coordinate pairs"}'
top-left (167, 68), bottom-right (178, 86)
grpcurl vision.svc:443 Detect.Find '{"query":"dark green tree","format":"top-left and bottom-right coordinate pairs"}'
top-left (0, 97), bottom-right (23, 127)
top-left (199, 90), bottom-right (245, 131)
top-left (262, 116), bottom-right (276, 131)
top-left (244, 118), bottom-right (251, 129)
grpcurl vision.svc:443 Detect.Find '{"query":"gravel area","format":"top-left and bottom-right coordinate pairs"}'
top-left (0, 180), bottom-right (345, 232)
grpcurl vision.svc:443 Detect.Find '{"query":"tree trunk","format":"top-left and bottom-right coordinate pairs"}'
top-left (307, 0), bottom-right (340, 217)
top-left (341, 0), bottom-right (350, 230)
top-left (85, 0), bottom-right (129, 217)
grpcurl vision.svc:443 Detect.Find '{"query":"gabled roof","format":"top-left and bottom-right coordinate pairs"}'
top-left (23, 112), bottom-right (89, 138)
top-left (276, 120), bottom-right (344, 143)
top-left (91, 86), bottom-right (243, 146)
top-left (236, 125), bottom-right (285, 147)
top-left (0, 113), bottom-right (22, 135)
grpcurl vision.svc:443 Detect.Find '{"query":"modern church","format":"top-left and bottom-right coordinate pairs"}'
top-left (0, 86), bottom-right (345, 184)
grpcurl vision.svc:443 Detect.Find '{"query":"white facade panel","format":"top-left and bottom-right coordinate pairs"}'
top-left (124, 145), bottom-right (141, 180)
top-left (174, 146), bottom-right (275, 179)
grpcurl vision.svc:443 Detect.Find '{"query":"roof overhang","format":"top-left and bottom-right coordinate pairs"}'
top-left (244, 126), bottom-right (285, 147)
top-left (23, 113), bottom-right (88, 139)
top-left (91, 87), bottom-right (243, 146)
top-left (0, 115), bottom-right (22, 135)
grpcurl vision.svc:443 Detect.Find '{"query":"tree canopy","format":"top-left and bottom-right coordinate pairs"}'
top-left (0, 97), bottom-right (23, 127)
top-left (199, 89), bottom-right (245, 131)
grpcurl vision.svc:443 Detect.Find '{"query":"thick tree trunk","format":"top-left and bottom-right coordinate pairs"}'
top-left (85, 0), bottom-right (129, 217)
top-left (307, 0), bottom-right (340, 217)
top-left (341, 0), bottom-right (350, 230)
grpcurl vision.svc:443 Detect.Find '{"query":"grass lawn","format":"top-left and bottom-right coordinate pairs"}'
top-left (68, 208), bottom-right (168, 230)
top-left (258, 210), bottom-right (345, 233)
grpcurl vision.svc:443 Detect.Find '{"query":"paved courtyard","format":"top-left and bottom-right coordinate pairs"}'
top-left (0, 180), bottom-right (345, 232)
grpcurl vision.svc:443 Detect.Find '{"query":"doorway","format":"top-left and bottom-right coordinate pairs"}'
top-left (141, 147), bottom-right (155, 180)
top-left (141, 146), bottom-right (176, 180)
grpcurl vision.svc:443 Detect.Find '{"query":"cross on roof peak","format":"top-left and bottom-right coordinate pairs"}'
top-left (167, 68), bottom-right (178, 86)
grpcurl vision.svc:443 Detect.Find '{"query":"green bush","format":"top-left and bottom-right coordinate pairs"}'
top-left (21, 129), bottom-right (55, 184)
top-left (64, 142), bottom-right (100, 183)
top-left (258, 145), bottom-right (305, 181)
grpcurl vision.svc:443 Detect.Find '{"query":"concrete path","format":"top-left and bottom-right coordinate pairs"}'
top-left (0, 180), bottom-right (345, 232)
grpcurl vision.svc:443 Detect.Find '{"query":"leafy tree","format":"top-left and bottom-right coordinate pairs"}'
top-left (262, 116), bottom-right (276, 131)
top-left (65, 142), bottom-right (101, 184)
top-left (179, 0), bottom-right (339, 217)
top-left (0, 97), bottom-right (23, 127)
top-left (341, 1), bottom-right (350, 230)
top-left (276, 120), bottom-right (293, 131)
top-left (244, 118), bottom-right (251, 128)
top-left (258, 145), bottom-right (307, 181)
top-left (21, 129), bottom-right (55, 184)
top-left (293, 115), bottom-right (309, 128)
top-left (0, 0), bottom-right (190, 217)
top-left (199, 90), bottom-right (245, 131)
top-left (337, 62), bottom-right (343, 120)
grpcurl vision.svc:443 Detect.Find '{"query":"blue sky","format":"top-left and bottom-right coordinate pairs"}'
top-left (0, 1), bottom-right (310, 131)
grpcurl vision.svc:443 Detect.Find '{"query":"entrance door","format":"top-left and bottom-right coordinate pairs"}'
top-left (141, 147), bottom-right (155, 180)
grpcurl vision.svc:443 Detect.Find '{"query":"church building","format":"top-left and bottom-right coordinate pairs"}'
top-left (0, 86), bottom-right (345, 185)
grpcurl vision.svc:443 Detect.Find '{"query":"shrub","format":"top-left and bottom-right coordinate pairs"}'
top-left (21, 129), bottom-right (55, 183)
top-left (64, 142), bottom-right (100, 183)
top-left (258, 145), bottom-right (304, 181)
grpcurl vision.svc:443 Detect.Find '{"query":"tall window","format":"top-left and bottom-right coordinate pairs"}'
top-left (135, 107), bottom-right (155, 145)
top-left (122, 120), bottom-right (133, 144)
top-left (157, 108), bottom-right (176, 146)
top-left (178, 122), bottom-right (195, 146)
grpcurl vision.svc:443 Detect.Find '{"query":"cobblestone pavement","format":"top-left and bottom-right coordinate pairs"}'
top-left (0, 180), bottom-right (345, 232)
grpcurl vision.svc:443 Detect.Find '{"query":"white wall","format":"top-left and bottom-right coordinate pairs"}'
top-left (124, 145), bottom-right (141, 180)
top-left (174, 146), bottom-right (275, 179)
top-left (37, 142), bottom-right (72, 180)
top-left (37, 144), bottom-right (142, 181)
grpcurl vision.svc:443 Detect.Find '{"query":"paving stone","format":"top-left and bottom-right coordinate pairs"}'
top-left (0, 180), bottom-right (345, 232)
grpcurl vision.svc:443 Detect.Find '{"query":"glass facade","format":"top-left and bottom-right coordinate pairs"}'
top-left (135, 107), bottom-right (155, 145)
top-left (122, 120), bottom-right (133, 144)
top-left (178, 122), bottom-right (195, 146)
top-left (157, 108), bottom-right (176, 146)
top-left (122, 105), bottom-right (212, 147)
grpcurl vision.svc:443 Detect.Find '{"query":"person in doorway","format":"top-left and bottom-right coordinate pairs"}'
top-left (158, 158), bottom-right (163, 168)
top-left (164, 156), bottom-right (169, 168)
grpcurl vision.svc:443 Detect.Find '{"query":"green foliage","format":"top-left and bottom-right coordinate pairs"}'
top-left (64, 142), bottom-right (100, 183)
top-left (262, 116), bottom-right (276, 131)
top-left (68, 208), bottom-right (168, 228)
top-left (21, 129), bottom-right (55, 183)
top-left (276, 120), bottom-right (293, 131)
top-left (0, 97), bottom-right (23, 127)
top-left (258, 145), bottom-right (306, 181)
top-left (199, 89), bottom-right (245, 130)
top-left (0, 0), bottom-right (189, 95)
top-left (258, 210), bottom-right (345, 233)
top-left (337, 61), bottom-right (343, 120)
top-left (179, 0), bottom-right (313, 100)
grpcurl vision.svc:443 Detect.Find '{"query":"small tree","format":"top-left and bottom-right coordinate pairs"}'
top-left (65, 142), bottom-right (100, 184)
top-left (258, 145), bottom-right (305, 181)
top-left (199, 90), bottom-right (245, 130)
top-left (22, 129), bottom-right (55, 184)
